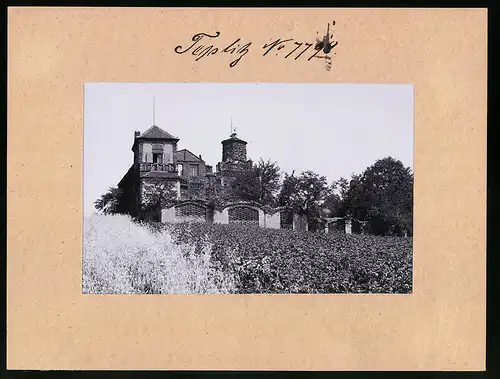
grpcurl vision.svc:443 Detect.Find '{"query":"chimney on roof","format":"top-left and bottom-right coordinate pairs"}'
top-left (134, 131), bottom-right (140, 139)
top-left (199, 154), bottom-right (202, 160)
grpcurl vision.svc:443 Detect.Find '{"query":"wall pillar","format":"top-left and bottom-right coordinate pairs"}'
top-left (293, 214), bottom-right (308, 232)
top-left (175, 181), bottom-right (181, 199)
top-left (258, 209), bottom-right (265, 227)
top-left (345, 218), bottom-right (352, 234)
top-left (214, 208), bottom-right (229, 224)
top-left (265, 211), bottom-right (281, 229)
top-left (161, 207), bottom-right (176, 223)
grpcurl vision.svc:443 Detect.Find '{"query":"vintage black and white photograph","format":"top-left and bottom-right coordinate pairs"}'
top-left (83, 83), bottom-right (414, 294)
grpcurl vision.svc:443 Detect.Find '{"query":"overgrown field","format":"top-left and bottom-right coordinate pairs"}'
top-left (83, 214), bottom-right (236, 294)
top-left (83, 214), bottom-right (412, 294)
top-left (163, 222), bottom-right (413, 294)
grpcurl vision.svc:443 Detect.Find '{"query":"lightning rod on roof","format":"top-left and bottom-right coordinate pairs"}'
top-left (152, 96), bottom-right (156, 126)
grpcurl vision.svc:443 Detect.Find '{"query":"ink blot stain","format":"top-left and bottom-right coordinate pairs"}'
top-left (319, 21), bottom-right (337, 54)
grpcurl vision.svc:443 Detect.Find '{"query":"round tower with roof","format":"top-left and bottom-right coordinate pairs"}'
top-left (221, 130), bottom-right (247, 163)
top-left (216, 128), bottom-right (252, 187)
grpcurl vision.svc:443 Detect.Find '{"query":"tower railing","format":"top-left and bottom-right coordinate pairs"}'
top-left (140, 162), bottom-right (178, 173)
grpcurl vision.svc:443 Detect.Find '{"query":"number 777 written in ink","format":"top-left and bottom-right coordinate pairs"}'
top-left (262, 38), bottom-right (338, 61)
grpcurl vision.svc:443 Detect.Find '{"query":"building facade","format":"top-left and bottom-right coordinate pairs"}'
top-left (117, 124), bottom-right (256, 222)
top-left (117, 124), bottom-right (355, 234)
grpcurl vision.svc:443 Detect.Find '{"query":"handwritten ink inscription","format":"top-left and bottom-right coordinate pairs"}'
top-left (174, 26), bottom-right (338, 69)
top-left (262, 38), bottom-right (337, 61)
top-left (174, 32), bottom-right (252, 68)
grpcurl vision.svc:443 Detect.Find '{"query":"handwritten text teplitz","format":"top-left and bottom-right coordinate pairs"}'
top-left (174, 31), bottom-right (338, 68)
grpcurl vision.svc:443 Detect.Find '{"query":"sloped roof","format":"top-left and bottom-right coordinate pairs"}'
top-left (174, 149), bottom-right (204, 162)
top-left (138, 125), bottom-right (179, 140)
top-left (117, 165), bottom-right (134, 187)
top-left (221, 133), bottom-right (247, 145)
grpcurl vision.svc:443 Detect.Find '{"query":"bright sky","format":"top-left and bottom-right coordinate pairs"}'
top-left (84, 83), bottom-right (413, 217)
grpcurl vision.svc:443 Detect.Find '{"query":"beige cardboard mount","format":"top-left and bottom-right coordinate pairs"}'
top-left (7, 7), bottom-right (487, 370)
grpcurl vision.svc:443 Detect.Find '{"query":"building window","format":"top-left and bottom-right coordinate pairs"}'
top-left (163, 144), bottom-right (173, 163)
top-left (153, 153), bottom-right (163, 163)
top-left (142, 143), bottom-right (152, 162)
top-left (152, 144), bottom-right (164, 164)
top-left (190, 164), bottom-right (199, 177)
top-left (177, 164), bottom-right (184, 176)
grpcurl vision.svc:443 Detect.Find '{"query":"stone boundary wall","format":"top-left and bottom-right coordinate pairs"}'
top-left (160, 200), bottom-right (357, 234)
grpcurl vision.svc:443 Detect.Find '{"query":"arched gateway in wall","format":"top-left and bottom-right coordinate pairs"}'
top-left (227, 205), bottom-right (260, 225)
top-left (174, 201), bottom-right (207, 221)
top-left (164, 201), bottom-right (285, 229)
top-left (279, 209), bottom-right (293, 229)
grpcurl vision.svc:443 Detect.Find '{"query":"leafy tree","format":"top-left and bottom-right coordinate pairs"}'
top-left (140, 179), bottom-right (178, 220)
top-left (278, 171), bottom-right (298, 207)
top-left (333, 176), bottom-right (350, 199)
top-left (341, 157), bottom-right (413, 236)
top-left (94, 187), bottom-right (123, 215)
top-left (255, 158), bottom-right (281, 206)
top-left (228, 158), bottom-right (281, 206)
top-left (334, 174), bottom-right (364, 219)
top-left (322, 191), bottom-right (344, 217)
top-left (278, 170), bottom-right (331, 220)
top-left (230, 166), bottom-right (262, 202)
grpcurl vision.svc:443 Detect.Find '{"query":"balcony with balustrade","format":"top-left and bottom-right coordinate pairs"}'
top-left (139, 162), bottom-right (178, 174)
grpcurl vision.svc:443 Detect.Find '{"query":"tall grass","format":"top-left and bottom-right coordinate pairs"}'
top-left (82, 214), bottom-right (236, 294)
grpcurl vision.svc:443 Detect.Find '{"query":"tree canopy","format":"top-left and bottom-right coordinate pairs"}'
top-left (94, 155), bottom-right (413, 236)
top-left (94, 187), bottom-right (123, 215)
top-left (338, 157), bottom-right (413, 236)
top-left (229, 158), bottom-right (281, 206)
top-left (278, 170), bottom-right (331, 217)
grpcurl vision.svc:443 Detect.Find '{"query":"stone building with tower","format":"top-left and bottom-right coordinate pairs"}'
top-left (117, 123), bottom-right (355, 233)
top-left (117, 123), bottom-right (260, 223)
